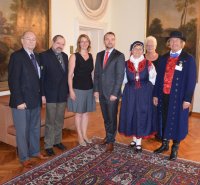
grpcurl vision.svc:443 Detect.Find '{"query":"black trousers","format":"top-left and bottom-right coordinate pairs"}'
top-left (99, 95), bottom-right (119, 143)
top-left (162, 93), bottom-right (170, 139)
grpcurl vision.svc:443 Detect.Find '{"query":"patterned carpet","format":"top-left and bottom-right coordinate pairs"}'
top-left (4, 138), bottom-right (200, 185)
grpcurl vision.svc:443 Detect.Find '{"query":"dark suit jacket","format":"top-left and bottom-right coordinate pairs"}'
top-left (94, 49), bottom-right (125, 99)
top-left (40, 48), bottom-right (69, 103)
top-left (8, 48), bottom-right (41, 109)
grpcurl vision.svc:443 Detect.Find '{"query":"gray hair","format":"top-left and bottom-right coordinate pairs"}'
top-left (145, 36), bottom-right (157, 48)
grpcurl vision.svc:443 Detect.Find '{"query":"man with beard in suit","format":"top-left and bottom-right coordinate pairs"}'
top-left (40, 35), bottom-right (69, 156)
top-left (94, 32), bottom-right (125, 152)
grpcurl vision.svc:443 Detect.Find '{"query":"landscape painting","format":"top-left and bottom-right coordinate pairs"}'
top-left (0, 0), bottom-right (49, 91)
top-left (147, 0), bottom-right (199, 72)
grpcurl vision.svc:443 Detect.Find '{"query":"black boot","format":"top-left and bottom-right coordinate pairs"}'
top-left (169, 141), bottom-right (179, 161)
top-left (154, 139), bottom-right (169, 153)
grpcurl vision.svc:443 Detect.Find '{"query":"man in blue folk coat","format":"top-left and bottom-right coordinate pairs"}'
top-left (153, 31), bottom-right (196, 160)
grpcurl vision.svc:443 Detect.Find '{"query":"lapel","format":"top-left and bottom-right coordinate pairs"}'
top-left (100, 51), bottom-right (105, 68)
top-left (49, 49), bottom-right (65, 73)
top-left (22, 48), bottom-right (40, 78)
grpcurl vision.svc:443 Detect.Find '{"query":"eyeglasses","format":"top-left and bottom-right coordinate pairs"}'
top-left (23, 37), bottom-right (36, 42)
top-left (133, 48), bottom-right (143, 51)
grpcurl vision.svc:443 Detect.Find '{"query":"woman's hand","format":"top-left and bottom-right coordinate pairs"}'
top-left (153, 97), bottom-right (158, 106)
top-left (70, 90), bottom-right (76, 101)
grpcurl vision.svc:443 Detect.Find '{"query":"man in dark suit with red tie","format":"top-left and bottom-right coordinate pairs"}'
top-left (8, 31), bottom-right (46, 168)
top-left (40, 35), bottom-right (69, 156)
top-left (94, 32), bottom-right (125, 152)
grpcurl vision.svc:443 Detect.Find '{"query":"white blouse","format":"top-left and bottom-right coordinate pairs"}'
top-left (123, 55), bottom-right (157, 85)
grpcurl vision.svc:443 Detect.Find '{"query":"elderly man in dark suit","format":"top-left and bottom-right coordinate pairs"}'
top-left (8, 31), bottom-right (46, 168)
top-left (94, 32), bottom-right (125, 152)
top-left (40, 35), bottom-right (69, 156)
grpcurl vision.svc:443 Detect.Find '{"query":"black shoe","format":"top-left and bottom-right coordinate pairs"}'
top-left (154, 139), bottom-right (169, 154)
top-left (135, 145), bottom-right (142, 153)
top-left (129, 141), bottom-right (136, 148)
top-left (169, 142), bottom-right (179, 161)
top-left (45, 148), bottom-right (55, 156)
top-left (53, 143), bottom-right (67, 151)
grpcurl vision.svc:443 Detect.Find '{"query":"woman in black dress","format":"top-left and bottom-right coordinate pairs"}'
top-left (68, 34), bottom-right (96, 146)
top-left (145, 36), bottom-right (161, 140)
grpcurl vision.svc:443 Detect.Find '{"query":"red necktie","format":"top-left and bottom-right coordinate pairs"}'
top-left (103, 51), bottom-right (109, 68)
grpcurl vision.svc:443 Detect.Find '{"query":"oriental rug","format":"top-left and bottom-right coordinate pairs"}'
top-left (3, 138), bottom-right (200, 185)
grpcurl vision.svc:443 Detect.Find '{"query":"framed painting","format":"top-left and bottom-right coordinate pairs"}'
top-left (0, 0), bottom-right (49, 91)
top-left (147, 0), bottom-right (199, 76)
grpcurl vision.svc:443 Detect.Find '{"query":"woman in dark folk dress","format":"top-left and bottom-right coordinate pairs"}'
top-left (119, 41), bottom-right (157, 152)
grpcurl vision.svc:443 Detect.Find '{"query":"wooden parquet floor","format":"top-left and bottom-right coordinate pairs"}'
top-left (0, 104), bottom-right (200, 184)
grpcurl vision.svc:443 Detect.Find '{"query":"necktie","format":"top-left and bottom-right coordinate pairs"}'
top-left (103, 51), bottom-right (109, 68)
top-left (30, 53), bottom-right (39, 75)
top-left (56, 54), bottom-right (65, 71)
top-left (170, 53), bottom-right (179, 58)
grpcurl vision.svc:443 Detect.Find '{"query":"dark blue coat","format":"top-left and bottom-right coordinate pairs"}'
top-left (153, 51), bottom-right (196, 141)
top-left (40, 48), bottom-right (69, 103)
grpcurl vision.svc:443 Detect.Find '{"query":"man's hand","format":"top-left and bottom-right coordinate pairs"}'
top-left (17, 103), bottom-right (27, 109)
top-left (183, 101), bottom-right (190, 109)
top-left (110, 95), bottom-right (117, 101)
top-left (42, 96), bottom-right (46, 104)
top-left (94, 92), bottom-right (99, 99)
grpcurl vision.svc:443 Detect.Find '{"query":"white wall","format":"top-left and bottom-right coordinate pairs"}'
top-left (193, 72), bottom-right (200, 113)
top-left (50, 0), bottom-right (111, 55)
top-left (110, 0), bottom-right (146, 60)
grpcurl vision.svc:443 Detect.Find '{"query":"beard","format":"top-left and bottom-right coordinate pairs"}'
top-left (55, 47), bottom-right (63, 53)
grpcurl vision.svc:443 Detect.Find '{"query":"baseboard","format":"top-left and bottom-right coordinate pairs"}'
top-left (190, 112), bottom-right (200, 117)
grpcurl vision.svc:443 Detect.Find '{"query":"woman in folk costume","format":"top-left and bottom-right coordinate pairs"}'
top-left (118, 41), bottom-right (157, 152)
top-left (153, 31), bottom-right (196, 160)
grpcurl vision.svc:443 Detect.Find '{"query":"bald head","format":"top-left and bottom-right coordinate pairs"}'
top-left (21, 31), bottom-right (37, 52)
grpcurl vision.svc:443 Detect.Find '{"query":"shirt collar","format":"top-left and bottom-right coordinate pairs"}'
top-left (24, 48), bottom-right (34, 57)
top-left (170, 49), bottom-right (182, 55)
top-left (105, 48), bottom-right (114, 54)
